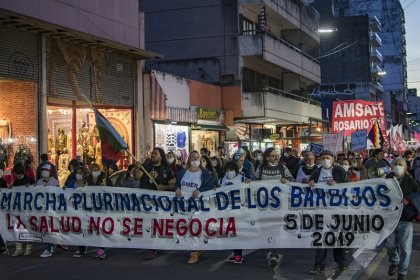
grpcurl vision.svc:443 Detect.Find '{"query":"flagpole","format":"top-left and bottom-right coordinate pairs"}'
top-left (79, 92), bottom-right (159, 188)
top-left (125, 149), bottom-right (159, 188)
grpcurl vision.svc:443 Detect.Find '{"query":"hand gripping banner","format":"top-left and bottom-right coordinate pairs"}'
top-left (0, 178), bottom-right (403, 250)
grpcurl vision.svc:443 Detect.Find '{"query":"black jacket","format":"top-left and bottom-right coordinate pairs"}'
top-left (387, 173), bottom-right (420, 221)
top-left (310, 165), bottom-right (348, 183)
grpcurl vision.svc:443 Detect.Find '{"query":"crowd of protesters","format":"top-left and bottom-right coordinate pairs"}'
top-left (0, 145), bottom-right (419, 280)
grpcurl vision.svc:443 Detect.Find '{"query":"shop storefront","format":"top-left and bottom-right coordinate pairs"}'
top-left (45, 37), bottom-right (137, 177)
top-left (0, 24), bottom-right (40, 173)
top-left (154, 122), bottom-right (190, 162)
top-left (191, 106), bottom-right (227, 156)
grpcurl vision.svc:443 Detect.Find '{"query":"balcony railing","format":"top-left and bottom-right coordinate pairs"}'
top-left (370, 49), bottom-right (383, 63)
top-left (369, 16), bottom-right (382, 32)
top-left (239, 0), bottom-right (319, 41)
top-left (266, 87), bottom-right (321, 106)
top-left (241, 87), bottom-right (322, 122)
top-left (370, 33), bottom-right (382, 47)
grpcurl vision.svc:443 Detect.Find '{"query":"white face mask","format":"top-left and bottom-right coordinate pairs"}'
top-left (284, 152), bottom-right (289, 158)
top-left (306, 163), bottom-right (315, 168)
top-left (41, 171), bottom-right (50, 178)
top-left (211, 161), bottom-right (218, 167)
top-left (76, 174), bottom-right (84, 181)
top-left (342, 165), bottom-right (350, 171)
top-left (269, 161), bottom-right (278, 167)
top-left (0, 169), bottom-right (3, 178)
top-left (394, 165), bottom-right (405, 176)
top-left (92, 171), bottom-right (101, 178)
top-left (167, 157), bottom-right (175, 164)
top-left (322, 159), bottom-right (332, 169)
top-left (190, 160), bottom-right (200, 168)
top-left (226, 171), bottom-right (236, 180)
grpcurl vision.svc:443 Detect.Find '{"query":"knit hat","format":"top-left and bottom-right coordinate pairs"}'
top-left (319, 150), bottom-right (334, 158)
top-left (232, 149), bottom-right (245, 161)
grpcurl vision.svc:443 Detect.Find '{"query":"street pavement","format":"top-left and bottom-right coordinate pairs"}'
top-left (1, 224), bottom-right (419, 280)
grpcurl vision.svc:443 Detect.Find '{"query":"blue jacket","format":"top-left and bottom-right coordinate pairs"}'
top-left (174, 168), bottom-right (214, 192)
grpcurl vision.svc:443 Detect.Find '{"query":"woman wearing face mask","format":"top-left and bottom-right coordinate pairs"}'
top-left (71, 166), bottom-right (89, 258)
top-left (11, 162), bottom-right (35, 257)
top-left (218, 160), bottom-right (251, 264)
top-left (121, 164), bottom-right (140, 188)
top-left (36, 164), bottom-right (60, 187)
top-left (174, 151), bottom-right (214, 264)
top-left (296, 151), bottom-right (317, 183)
top-left (64, 159), bottom-right (82, 189)
top-left (37, 164), bottom-right (61, 258)
top-left (253, 150), bottom-right (263, 171)
top-left (211, 156), bottom-right (224, 179)
top-left (201, 155), bottom-right (220, 188)
top-left (341, 158), bottom-right (359, 182)
top-left (86, 163), bottom-right (113, 259)
top-left (167, 151), bottom-right (183, 178)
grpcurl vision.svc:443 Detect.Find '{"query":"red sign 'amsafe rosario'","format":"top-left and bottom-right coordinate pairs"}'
top-left (332, 100), bottom-right (386, 137)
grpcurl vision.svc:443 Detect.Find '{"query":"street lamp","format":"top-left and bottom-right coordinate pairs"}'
top-left (318, 28), bottom-right (338, 33)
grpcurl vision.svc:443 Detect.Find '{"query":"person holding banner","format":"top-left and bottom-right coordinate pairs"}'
top-left (138, 148), bottom-right (176, 260)
top-left (385, 158), bottom-right (420, 280)
top-left (10, 162), bottom-right (35, 257)
top-left (219, 160), bottom-right (252, 264)
top-left (308, 150), bottom-right (348, 275)
top-left (175, 150), bottom-right (214, 264)
top-left (139, 147), bottom-right (176, 191)
top-left (86, 163), bottom-right (113, 259)
top-left (256, 147), bottom-right (295, 267)
top-left (295, 151), bottom-right (317, 183)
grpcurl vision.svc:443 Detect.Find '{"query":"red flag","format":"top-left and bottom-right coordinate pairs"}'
top-left (394, 131), bottom-right (408, 155)
top-left (414, 131), bottom-right (420, 145)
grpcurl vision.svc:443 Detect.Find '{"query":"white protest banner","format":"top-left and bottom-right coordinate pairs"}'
top-left (0, 179), bottom-right (402, 250)
top-left (351, 130), bottom-right (367, 151)
top-left (323, 133), bottom-right (338, 152)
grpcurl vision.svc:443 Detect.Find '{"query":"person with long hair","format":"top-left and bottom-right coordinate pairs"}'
top-left (167, 151), bottom-right (183, 178)
top-left (138, 147), bottom-right (176, 260)
top-left (174, 150), bottom-right (214, 264)
top-left (201, 155), bottom-right (219, 188)
top-left (211, 156), bottom-right (224, 179)
top-left (138, 147), bottom-right (176, 191)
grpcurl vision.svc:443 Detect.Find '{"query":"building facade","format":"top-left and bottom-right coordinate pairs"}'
top-left (139, 0), bottom-right (323, 153)
top-left (0, 0), bottom-right (158, 180)
top-left (313, 0), bottom-right (408, 138)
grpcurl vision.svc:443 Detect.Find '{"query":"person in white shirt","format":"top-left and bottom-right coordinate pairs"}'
top-left (174, 150), bottom-right (214, 264)
top-left (308, 150), bottom-right (348, 275)
top-left (295, 151), bottom-right (317, 183)
top-left (219, 160), bottom-right (251, 265)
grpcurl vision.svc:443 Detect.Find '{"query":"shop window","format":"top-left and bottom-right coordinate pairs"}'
top-left (47, 106), bottom-right (132, 183)
top-left (0, 80), bottom-right (37, 175)
top-left (154, 123), bottom-right (189, 162)
top-left (192, 130), bottom-right (219, 155)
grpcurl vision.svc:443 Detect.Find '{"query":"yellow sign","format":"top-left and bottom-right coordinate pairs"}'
top-left (196, 107), bottom-right (220, 120)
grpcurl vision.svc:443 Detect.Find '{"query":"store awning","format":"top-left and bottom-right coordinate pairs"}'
top-left (194, 124), bottom-right (230, 131)
top-left (0, 9), bottom-right (162, 59)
